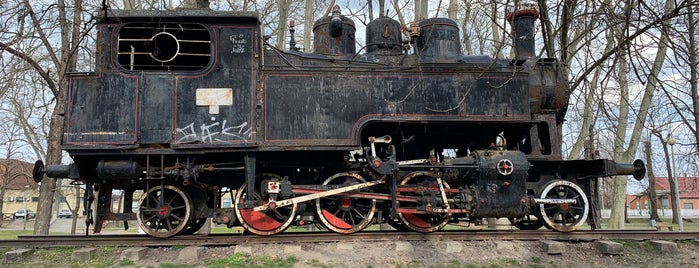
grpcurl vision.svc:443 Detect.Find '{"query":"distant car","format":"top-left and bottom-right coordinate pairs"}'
top-left (14, 209), bottom-right (36, 219)
top-left (58, 209), bottom-right (73, 219)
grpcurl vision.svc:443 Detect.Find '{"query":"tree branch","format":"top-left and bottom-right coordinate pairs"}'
top-left (0, 42), bottom-right (58, 96)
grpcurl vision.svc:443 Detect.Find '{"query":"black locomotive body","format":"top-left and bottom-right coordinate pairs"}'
top-left (36, 5), bottom-right (645, 237)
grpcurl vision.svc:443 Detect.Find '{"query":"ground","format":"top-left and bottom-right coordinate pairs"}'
top-left (2, 219), bottom-right (699, 267)
top-left (122, 239), bottom-right (699, 268)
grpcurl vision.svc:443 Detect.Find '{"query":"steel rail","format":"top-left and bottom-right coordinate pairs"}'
top-left (1, 230), bottom-right (698, 248)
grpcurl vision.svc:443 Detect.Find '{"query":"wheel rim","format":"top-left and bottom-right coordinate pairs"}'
top-left (234, 175), bottom-right (297, 236)
top-left (396, 171), bottom-right (451, 233)
top-left (137, 184), bottom-right (193, 238)
top-left (315, 172), bottom-right (376, 234)
top-left (538, 180), bottom-right (589, 232)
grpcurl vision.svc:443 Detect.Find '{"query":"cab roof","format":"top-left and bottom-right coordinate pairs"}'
top-left (100, 9), bottom-right (259, 24)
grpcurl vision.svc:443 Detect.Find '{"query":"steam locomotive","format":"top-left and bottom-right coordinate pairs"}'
top-left (34, 3), bottom-right (645, 238)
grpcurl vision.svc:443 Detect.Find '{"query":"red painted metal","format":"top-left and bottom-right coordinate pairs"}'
top-left (401, 213), bottom-right (431, 228)
top-left (239, 210), bottom-right (282, 231)
top-left (158, 206), bottom-right (169, 217)
top-left (322, 209), bottom-right (352, 229)
top-left (340, 197), bottom-right (352, 209)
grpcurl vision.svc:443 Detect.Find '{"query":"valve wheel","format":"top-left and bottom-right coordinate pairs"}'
top-left (497, 159), bottom-right (514, 176)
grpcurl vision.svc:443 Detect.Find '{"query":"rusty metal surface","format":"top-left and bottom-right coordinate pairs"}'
top-left (415, 18), bottom-right (462, 60)
top-left (366, 17), bottom-right (402, 55)
top-left (312, 13), bottom-right (356, 55)
top-left (263, 71), bottom-right (530, 146)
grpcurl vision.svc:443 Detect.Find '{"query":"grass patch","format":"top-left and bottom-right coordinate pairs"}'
top-left (171, 244), bottom-right (187, 250)
top-left (119, 258), bottom-right (135, 266)
top-left (158, 264), bottom-right (195, 268)
top-left (0, 229), bottom-right (34, 240)
top-left (205, 253), bottom-right (297, 268)
top-left (305, 259), bottom-right (335, 268)
top-left (34, 247), bottom-right (76, 261)
top-left (619, 240), bottom-right (642, 249)
top-left (443, 260), bottom-right (462, 268)
top-left (459, 258), bottom-right (530, 268)
top-left (23, 247), bottom-right (120, 268)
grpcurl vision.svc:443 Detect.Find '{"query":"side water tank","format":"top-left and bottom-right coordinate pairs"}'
top-left (366, 16), bottom-right (402, 55)
top-left (415, 18), bottom-right (461, 58)
top-left (313, 6), bottom-right (356, 55)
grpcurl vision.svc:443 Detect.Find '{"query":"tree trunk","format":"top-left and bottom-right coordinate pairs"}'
top-left (35, 97), bottom-right (65, 235)
top-left (608, 0), bottom-right (674, 229)
top-left (378, 0), bottom-right (385, 17)
top-left (392, 0), bottom-right (405, 25)
top-left (25, 0), bottom-right (83, 235)
top-left (644, 140), bottom-right (659, 221)
top-left (608, 24), bottom-right (630, 229)
top-left (689, 5), bottom-right (699, 144)
top-left (415, 0), bottom-right (428, 21)
top-left (276, 0), bottom-right (290, 50)
top-left (489, 0), bottom-right (503, 59)
top-left (657, 136), bottom-right (679, 223)
top-left (303, 0), bottom-right (313, 51)
top-left (71, 185), bottom-right (80, 234)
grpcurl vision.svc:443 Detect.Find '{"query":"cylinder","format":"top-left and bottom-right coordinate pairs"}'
top-left (96, 160), bottom-right (142, 180)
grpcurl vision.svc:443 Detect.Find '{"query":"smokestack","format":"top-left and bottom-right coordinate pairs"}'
top-left (506, 1), bottom-right (539, 59)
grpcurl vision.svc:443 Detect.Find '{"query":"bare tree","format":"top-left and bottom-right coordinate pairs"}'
top-left (0, 0), bottom-right (92, 234)
top-left (534, 0), bottom-right (692, 229)
top-left (607, 0), bottom-right (677, 229)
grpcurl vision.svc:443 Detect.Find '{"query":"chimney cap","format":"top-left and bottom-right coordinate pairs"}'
top-left (506, 0), bottom-right (540, 21)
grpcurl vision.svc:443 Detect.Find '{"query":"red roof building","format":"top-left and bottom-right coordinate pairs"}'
top-left (0, 159), bottom-right (37, 190)
top-left (628, 177), bottom-right (699, 212)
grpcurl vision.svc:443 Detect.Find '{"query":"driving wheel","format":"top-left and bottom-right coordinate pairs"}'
top-left (136, 184), bottom-right (193, 238)
top-left (234, 174), bottom-right (297, 235)
top-left (315, 172), bottom-right (377, 234)
top-left (396, 171), bottom-right (452, 233)
top-left (538, 180), bottom-right (589, 232)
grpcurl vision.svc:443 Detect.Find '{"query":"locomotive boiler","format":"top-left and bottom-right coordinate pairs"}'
top-left (34, 3), bottom-right (645, 238)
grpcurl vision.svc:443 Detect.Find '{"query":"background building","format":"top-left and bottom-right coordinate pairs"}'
top-left (627, 177), bottom-right (699, 218)
top-left (1, 159), bottom-right (84, 223)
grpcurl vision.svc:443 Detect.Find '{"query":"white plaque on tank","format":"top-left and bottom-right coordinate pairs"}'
top-left (196, 88), bottom-right (233, 114)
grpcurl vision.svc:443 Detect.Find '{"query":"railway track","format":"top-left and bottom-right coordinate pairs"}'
top-left (2, 230), bottom-right (698, 248)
